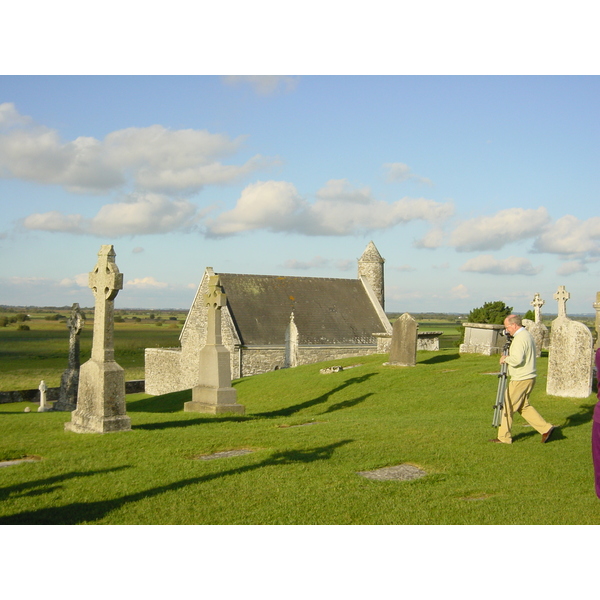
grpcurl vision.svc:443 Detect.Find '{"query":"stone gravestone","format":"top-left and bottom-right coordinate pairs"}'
top-left (65, 245), bottom-right (131, 433)
top-left (524, 293), bottom-right (549, 357)
top-left (284, 312), bottom-right (299, 368)
top-left (37, 380), bottom-right (51, 412)
top-left (547, 285), bottom-right (594, 398)
top-left (53, 303), bottom-right (85, 412)
top-left (387, 313), bottom-right (418, 366)
top-left (184, 275), bottom-right (245, 414)
top-left (459, 322), bottom-right (504, 355)
top-left (593, 291), bottom-right (600, 350)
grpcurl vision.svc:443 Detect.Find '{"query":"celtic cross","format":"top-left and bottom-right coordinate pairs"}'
top-left (530, 293), bottom-right (545, 323)
top-left (553, 285), bottom-right (570, 319)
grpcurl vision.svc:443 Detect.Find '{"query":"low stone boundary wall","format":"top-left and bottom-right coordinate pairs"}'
top-left (0, 380), bottom-right (145, 404)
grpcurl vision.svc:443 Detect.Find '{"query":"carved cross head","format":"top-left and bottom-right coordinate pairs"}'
top-left (88, 245), bottom-right (123, 301)
top-left (205, 275), bottom-right (227, 310)
top-left (553, 285), bottom-right (570, 318)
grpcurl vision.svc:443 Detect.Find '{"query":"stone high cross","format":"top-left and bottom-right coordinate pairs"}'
top-left (67, 303), bottom-right (85, 369)
top-left (204, 274), bottom-right (226, 345)
top-left (553, 285), bottom-right (570, 319)
top-left (89, 245), bottom-right (123, 362)
top-left (530, 293), bottom-right (545, 323)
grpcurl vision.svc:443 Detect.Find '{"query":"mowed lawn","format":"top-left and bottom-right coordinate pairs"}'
top-left (1, 349), bottom-right (598, 525)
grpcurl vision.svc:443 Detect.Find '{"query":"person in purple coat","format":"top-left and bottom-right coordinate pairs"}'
top-left (593, 348), bottom-right (600, 498)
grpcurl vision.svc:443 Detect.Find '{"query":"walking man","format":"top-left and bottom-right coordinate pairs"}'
top-left (490, 314), bottom-right (556, 444)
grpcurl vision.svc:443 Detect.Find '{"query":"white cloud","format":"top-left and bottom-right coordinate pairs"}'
top-left (392, 265), bottom-right (416, 272)
top-left (126, 276), bottom-right (168, 289)
top-left (532, 215), bottom-right (600, 257)
top-left (59, 273), bottom-right (89, 287)
top-left (450, 207), bottom-right (551, 251)
top-left (460, 254), bottom-right (542, 276)
top-left (383, 162), bottom-right (433, 185)
top-left (556, 260), bottom-right (588, 276)
top-left (414, 227), bottom-right (445, 249)
top-left (207, 180), bottom-right (454, 237)
top-left (222, 76), bottom-right (300, 95)
top-left (450, 284), bottom-right (470, 299)
top-left (132, 247), bottom-right (144, 254)
top-left (22, 193), bottom-right (199, 237)
top-left (0, 105), bottom-right (273, 194)
top-left (0, 102), bottom-right (33, 128)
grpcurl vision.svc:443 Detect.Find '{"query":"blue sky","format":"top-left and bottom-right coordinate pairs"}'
top-left (1, 75), bottom-right (598, 314)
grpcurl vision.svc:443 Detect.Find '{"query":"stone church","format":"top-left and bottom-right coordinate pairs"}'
top-left (144, 242), bottom-right (392, 395)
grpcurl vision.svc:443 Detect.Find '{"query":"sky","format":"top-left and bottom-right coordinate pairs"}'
top-left (1, 74), bottom-right (599, 315)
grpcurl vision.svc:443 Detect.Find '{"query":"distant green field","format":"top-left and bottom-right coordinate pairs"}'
top-left (0, 310), bottom-right (185, 390)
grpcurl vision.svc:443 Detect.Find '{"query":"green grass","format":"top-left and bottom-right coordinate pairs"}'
top-left (1, 349), bottom-right (598, 524)
top-left (0, 316), bottom-right (182, 390)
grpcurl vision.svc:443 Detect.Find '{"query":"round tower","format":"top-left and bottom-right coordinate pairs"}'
top-left (358, 241), bottom-right (385, 309)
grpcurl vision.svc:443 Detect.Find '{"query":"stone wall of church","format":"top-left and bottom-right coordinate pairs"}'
top-left (145, 347), bottom-right (185, 395)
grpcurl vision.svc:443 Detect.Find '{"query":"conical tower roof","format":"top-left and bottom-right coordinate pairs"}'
top-left (359, 241), bottom-right (384, 263)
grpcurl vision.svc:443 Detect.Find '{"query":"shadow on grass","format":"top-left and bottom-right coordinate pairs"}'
top-left (0, 466), bottom-right (132, 502)
top-left (255, 374), bottom-right (376, 418)
top-left (561, 403), bottom-right (595, 430)
top-left (321, 393), bottom-right (374, 414)
top-left (0, 440), bottom-right (352, 525)
top-left (134, 415), bottom-right (251, 431)
top-left (127, 390), bottom-right (191, 413)
top-left (419, 353), bottom-right (461, 365)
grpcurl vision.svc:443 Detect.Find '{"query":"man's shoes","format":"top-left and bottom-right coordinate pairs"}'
top-left (542, 426), bottom-right (556, 444)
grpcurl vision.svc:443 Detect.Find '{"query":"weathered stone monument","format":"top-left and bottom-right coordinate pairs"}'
top-left (547, 285), bottom-right (594, 398)
top-left (459, 323), bottom-right (504, 355)
top-left (524, 293), bottom-right (549, 357)
top-left (284, 312), bottom-right (299, 368)
top-left (65, 245), bottom-right (131, 433)
top-left (386, 312), bottom-right (418, 366)
top-left (593, 291), bottom-right (600, 350)
top-left (53, 303), bottom-right (85, 412)
top-left (184, 275), bottom-right (245, 414)
top-left (37, 380), bottom-right (51, 412)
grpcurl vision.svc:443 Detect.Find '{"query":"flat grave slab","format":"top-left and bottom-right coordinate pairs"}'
top-left (357, 463), bottom-right (427, 481)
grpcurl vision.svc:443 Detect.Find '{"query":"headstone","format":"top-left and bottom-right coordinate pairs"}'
top-left (459, 323), bottom-right (504, 355)
top-left (184, 275), bottom-right (245, 414)
top-left (53, 303), bottom-right (85, 411)
top-left (65, 245), bottom-right (131, 433)
top-left (524, 294), bottom-right (549, 356)
top-left (417, 331), bottom-right (443, 351)
top-left (387, 313), bottom-right (418, 366)
top-left (284, 312), bottom-right (299, 368)
top-left (547, 285), bottom-right (594, 398)
top-left (593, 291), bottom-right (600, 350)
top-left (37, 380), bottom-right (51, 412)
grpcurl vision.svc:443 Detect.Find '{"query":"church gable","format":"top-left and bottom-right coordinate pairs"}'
top-left (218, 273), bottom-right (386, 346)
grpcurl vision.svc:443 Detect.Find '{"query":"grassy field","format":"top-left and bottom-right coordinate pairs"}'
top-left (0, 310), bottom-right (184, 390)
top-left (1, 349), bottom-right (598, 525)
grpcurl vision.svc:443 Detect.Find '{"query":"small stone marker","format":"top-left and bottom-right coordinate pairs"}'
top-left (37, 380), bottom-right (51, 412)
top-left (65, 245), bottom-right (131, 433)
top-left (531, 292), bottom-right (545, 323)
top-left (185, 275), bottom-right (245, 414)
top-left (387, 313), bottom-right (418, 366)
top-left (357, 464), bottom-right (426, 481)
top-left (53, 303), bottom-right (85, 412)
top-left (547, 285), bottom-right (594, 398)
top-left (196, 449), bottom-right (253, 460)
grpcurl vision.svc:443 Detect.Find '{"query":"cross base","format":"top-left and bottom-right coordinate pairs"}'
top-left (185, 386), bottom-right (245, 414)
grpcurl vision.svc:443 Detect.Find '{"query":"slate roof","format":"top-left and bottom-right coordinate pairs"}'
top-left (218, 273), bottom-right (387, 346)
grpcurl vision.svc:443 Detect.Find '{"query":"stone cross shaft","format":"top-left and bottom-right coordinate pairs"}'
top-left (67, 303), bottom-right (85, 369)
top-left (88, 245), bottom-right (123, 362)
top-left (531, 293), bottom-right (545, 323)
top-left (204, 275), bottom-right (226, 345)
top-left (553, 285), bottom-right (570, 319)
top-left (594, 291), bottom-right (600, 350)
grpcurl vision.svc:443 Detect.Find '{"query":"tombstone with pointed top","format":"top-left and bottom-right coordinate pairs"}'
top-left (547, 285), bottom-right (594, 398)
top-left (184, 275), bottom-right (245, 414)
top-left (386, 313), bottom-right (418, 367)
top-left (38, 380), bottom-right (51, 412)
top-left (525, 293), bottom-right (549, 356)
top-left (65, 245), bottom-right (131, 433)
top-left (285, 312), bottom-right (299, 368)
top-left (53, 303), bottom-right (85, 412)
